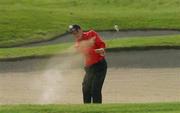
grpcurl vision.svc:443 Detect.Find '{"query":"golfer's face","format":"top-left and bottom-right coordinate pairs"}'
top-left (72, 29), bottom-right (82, 38)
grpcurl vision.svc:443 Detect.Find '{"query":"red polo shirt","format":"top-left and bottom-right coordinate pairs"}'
top-left (75, 30), bottom-right (106, 67)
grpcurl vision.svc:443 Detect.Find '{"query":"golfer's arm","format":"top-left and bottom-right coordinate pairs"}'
top-left (93, 35), bottom-right (106, 55)
top-left (74, 43), bottom-right (82, 53)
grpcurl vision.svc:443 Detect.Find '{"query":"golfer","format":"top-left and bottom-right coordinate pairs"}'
top-left (69, 24), bottom-right (107, 104)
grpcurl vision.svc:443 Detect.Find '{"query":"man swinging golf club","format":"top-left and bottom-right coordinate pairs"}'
top-left (69, 24), bottom-right (107, 104)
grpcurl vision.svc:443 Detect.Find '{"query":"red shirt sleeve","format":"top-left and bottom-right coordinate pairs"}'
top-left (90, 30), bottom-right (106, 48)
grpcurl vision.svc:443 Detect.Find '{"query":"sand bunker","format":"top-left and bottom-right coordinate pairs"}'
top-left (0, 49), bottom-right (180, 104)
top-left (0, 68), bottom-right (180, 104)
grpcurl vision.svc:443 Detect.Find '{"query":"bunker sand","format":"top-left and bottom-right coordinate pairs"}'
top-left (0, 50), bottom-right (180, 104)
top-left (0, 68), bottom-right (180, 104)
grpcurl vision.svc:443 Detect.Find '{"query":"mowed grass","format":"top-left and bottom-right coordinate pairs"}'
top-left (1, 0), bottom-right (180, 47)
top-left (0, 43), bottom-right (72, 59)
top-left (107, 35), bottom-right (180, 48)
top-left (1, 35), bottom-right (180, 60)
top-left (0, 102), bottom-right (180, 113)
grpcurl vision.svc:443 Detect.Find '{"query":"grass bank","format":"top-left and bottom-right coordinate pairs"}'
top-left (1, 0), bottom-right (180, 47)
top-left (1, 35), bottom-right (180, 60)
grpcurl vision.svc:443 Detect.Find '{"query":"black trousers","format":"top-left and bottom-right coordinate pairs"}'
top-left (82, 59), bottom-right (107, 104)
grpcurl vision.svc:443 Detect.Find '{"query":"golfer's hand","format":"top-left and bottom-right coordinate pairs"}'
top-left (79, 36), bottom-right (96, 48)
top-left (87, 36), bottom-right (96, 47)
top-left (95, 48), bottom-right (105, 56)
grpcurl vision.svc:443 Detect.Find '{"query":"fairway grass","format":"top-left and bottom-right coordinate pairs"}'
top-left (1, 0), bottom-right (180, 47)
top-left (0, 102), bottom-right (180, 113)
top-left (107, 35), bottom-right (180, 49)
top-left (1, 35), bottom-right (180, 60)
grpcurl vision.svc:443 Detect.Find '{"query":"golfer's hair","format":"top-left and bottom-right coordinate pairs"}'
top-left (73, 24), bottom-right (81, 30)
top-left (69, 24), bottom-right (81, 32)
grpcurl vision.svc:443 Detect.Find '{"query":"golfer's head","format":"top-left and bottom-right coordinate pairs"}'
top-left (68, 24), bottom-right (83, 38)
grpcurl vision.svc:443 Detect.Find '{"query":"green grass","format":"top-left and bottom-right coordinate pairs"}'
top-left (0, 43), bottom-right (72, 59)
top-left (1, 0), bottom-right (180, 47)
top-left (0, 102), bottom-right (180, 113)
top-left (107, 35), bottom-right (180, 48)
top-left (1, 35), bottom-right (180, 60)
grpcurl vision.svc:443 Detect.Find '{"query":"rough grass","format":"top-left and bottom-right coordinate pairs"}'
top-left (1, 35), bottom-right (180, 60)
top-left (0, 102), bottom-right (180, 113)
top-left (1, 0), bottom-right (180, 47)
